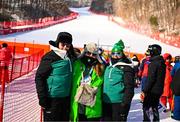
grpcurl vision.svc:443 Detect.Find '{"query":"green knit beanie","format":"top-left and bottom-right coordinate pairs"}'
top-left (111, 40), bottom-right (125, 53)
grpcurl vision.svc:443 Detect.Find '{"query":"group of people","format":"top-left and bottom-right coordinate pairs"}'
top-left (138, 45), bottom-right (180, 121)
top-left (35, 31), bottom-right (180, 122)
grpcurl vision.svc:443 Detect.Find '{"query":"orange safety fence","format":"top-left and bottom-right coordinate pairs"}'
top-left (0, 41), bottom-right (45, 122)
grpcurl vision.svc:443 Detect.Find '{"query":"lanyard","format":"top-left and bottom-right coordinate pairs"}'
top-left (81, 66), bottom-right (93, 84)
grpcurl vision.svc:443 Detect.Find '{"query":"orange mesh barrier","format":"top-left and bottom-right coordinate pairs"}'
top-left (0, 41), bottom-right (44, 122)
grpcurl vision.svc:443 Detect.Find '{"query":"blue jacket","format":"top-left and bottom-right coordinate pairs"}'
top-left (171, 62), bottom-right (180, 77)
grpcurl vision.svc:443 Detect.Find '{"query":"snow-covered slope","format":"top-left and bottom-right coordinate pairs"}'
top-left (0, 7), bottom-right (179, 56)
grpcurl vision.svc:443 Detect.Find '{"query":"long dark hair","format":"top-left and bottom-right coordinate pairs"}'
top-left (94, 63), bottom-right (105, 76)
top-left (67, 44), bottom-right (78, 61)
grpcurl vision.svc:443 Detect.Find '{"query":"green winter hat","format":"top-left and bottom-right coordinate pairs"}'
top-left (111, 40), bottom-right (125, 53)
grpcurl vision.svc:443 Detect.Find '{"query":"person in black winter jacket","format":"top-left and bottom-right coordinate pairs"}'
top-left (141, 44), bottom-right (166, 121)
top-left (35, 32), bottom-right (76, 121)
top-left (103, 40), bottom-right (135, 121)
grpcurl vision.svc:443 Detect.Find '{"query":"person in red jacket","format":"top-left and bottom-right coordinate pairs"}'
top-left (138, 50), bottom-right (151, 92)
top-left (0, 43), bottom-right (12, 83)
top-left (160, 53), bottom-right (173, 112)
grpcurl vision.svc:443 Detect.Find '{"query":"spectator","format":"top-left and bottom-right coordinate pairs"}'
top-left (171, 55), bottom-right (180, 120)
top-left (171, 55), bottom-right (180, 77)
top-left (70, 42), bottom-right (105, 121)
top-left (141, 44), bottom-right (166, 121)
top-left (102, 40), bottom-right (135, 121)
top-left (131, 54), bottom-right (140, 71)
top-left (35, 32), bottom-right (76, 121)
top-left (160, 53), bottom-right (173, 112)
top-left (131, 54), bottom-right (140, 87)
top-left (0, 43), bottom-right (12, 83)
top-left (138, 49), bottom-right (151, 91)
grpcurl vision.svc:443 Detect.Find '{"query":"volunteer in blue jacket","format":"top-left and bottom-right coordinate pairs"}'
top-left (35, 32), bottom-right (76, 121)
top-left (103, 40), bottom-right (135, 121)
top-left (171, 55), bottom-right (180, 120)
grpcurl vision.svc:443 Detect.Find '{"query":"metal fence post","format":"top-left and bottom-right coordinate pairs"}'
top-left (0, 66), bottom-right (6, 122)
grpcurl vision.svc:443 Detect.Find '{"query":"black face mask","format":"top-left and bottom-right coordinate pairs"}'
top-left (111, 58), bottom-right (120, 65)
top-left (81, 56), bottom-right (98, 66)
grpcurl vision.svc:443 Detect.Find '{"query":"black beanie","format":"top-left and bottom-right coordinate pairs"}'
top-left (148, 44), bottom-right (162, 56)
top-left (56, 32), bottom-right (72, 46)
top-left (2, 43), bottom-right (8, 47)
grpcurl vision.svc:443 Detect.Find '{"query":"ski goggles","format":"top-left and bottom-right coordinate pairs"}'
top-left (111, 52), bottom-right (123, 57)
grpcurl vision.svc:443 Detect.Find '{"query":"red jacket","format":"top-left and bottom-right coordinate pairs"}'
top-left (162, 62), bottom-right (173, 97)
top-left (0, 47), bottom-right (12, 66)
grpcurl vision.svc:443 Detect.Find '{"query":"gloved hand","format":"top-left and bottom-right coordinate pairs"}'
top-left (120, 102), bottom-right (130, 116)
top-left (140, 92), bottom-right (145, 102)
top-left (137, 76), bottom-right (142, 81)
top-left (135, 79), bottom-right (141, 88)
top-left (39, 97), bottom-right (50, 109)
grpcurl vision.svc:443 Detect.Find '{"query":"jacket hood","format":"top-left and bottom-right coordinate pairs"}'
top-left (49, 40), bottom-right (67, 59)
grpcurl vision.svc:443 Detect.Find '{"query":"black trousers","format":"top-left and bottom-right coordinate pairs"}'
top-left (78, 114), bottom-right (100, 121)
top-left (102, 102), bottom-right (131, 121)
top-left (43, 97), bottom-right (70, 121)
top-left (143, 93), bottom-right (160, 122)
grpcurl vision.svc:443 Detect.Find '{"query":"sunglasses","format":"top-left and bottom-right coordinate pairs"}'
top-left (85, 51), bottom-right (97, 57)
top-left (60, 43), bottom-right (71, 48)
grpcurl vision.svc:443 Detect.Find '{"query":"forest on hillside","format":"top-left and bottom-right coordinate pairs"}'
top-left (113, 0), bottom-right (180, 35)
top-left (0, 0), bottom-right (179, 36)
top-left (91, 0), bottom-right (180, 36)
top-left (0, 0), bottom-right (71, 21)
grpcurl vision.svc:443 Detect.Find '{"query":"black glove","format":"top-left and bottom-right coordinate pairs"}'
top-left (120, 103), bottom-right (131, 113)
top-left (39, 97), bottom-right (50, 109)
top-left (120, 103), bottom-right (130, 121)
top-left (120, 102), bottom-right (127, 108)
top-left (137, 76), bottom-right (141, 81)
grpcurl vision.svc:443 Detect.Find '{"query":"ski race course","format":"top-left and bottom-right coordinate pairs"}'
top-left (0, 7), bottom-right (179, 122)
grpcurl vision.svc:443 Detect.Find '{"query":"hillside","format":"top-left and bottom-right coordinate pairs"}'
top-left (0, 1), bottom-right (71, 22)
top-left (90, 0), bottom-right (180, 36)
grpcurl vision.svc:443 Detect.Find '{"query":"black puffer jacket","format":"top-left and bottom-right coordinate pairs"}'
top-left (35, 50), bottom-right (63, 108)
top-left (143, 55), bottom-right (166, 96)
top-left (111, 56), bottom-right (135, 104)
